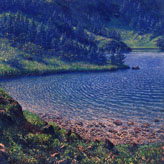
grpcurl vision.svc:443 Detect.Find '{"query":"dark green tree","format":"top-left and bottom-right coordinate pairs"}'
top-left (157, 37), bottom-right (164, 50)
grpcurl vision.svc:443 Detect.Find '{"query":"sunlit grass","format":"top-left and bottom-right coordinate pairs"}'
top-left (106, 24), bottom-right (161, 48)
top-left (120, 30), bottom-right (160, 48)
top-left (0, 37), bottom-right (120, 77)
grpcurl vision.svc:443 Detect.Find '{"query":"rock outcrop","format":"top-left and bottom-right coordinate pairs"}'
top-left (0, 89), bottom-right (26, 127)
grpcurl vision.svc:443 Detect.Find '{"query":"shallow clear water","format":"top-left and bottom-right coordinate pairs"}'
top-left (0, 52), bottom-right (164, 124)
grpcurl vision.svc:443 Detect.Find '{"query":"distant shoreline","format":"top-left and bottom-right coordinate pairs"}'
top-left (0, 65), bottom-right (130, 80)
top-left (2, 49), bottom-right (163, 79)
top-left (132, 48), bottom-right (160, 52)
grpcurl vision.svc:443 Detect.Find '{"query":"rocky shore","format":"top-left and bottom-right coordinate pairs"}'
top-left (1, 89), bottom-right (164, 164)
top-left (36, 111), bottom-right (164, 145)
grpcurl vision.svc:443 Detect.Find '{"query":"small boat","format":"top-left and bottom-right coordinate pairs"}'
top-left (132, 66), bottom-right (140, 70)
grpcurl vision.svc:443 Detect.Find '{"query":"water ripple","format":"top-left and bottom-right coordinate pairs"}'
top-left (0, 52), bottom-right (164, 125)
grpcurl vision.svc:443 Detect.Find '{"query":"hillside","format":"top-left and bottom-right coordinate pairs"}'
top-left (107, 0), bottom-right (164, 49)
top-left (0, 0), bottom-right (132, 78)
top-left (1, 0), bottom-right (164, 77)
top-left (0, 1), bottom-right (133, 77)
top-left (0, 37), bottom-right (123, 77)
top-left (107, 25), bottom-right (160, 49)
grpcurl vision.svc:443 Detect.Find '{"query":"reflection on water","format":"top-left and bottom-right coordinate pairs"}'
top-left (0, 52), bottom-right (164, 125)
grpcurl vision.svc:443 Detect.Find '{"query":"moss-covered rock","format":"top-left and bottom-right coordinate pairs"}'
top-left (0, 89), bottom-right (26, 126)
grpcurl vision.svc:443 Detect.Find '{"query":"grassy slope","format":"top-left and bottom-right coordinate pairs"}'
top-left (0, 37), bottom-right (121, 77)
top-left (107, 20), bottom-right (161, 49)
top-left (0, 10), bottom-right (131, 78)
top-left (120, 29), bottom-right (160, 49)
top-left (0, 2), bottom-right (162, 78)
top-left (0, 89), bottom-right (163, 164)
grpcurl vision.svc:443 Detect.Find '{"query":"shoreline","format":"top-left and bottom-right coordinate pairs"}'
top-left (2, 88), bottom-right (163, 164)
top-left (28, 109), bottom-right (164, 146)
top-left (1, 61), bottom-right (163, 146)
top-left (0, 65), bottom-right (130, 80)
top-left (131, 48), bottom-right (160, 53)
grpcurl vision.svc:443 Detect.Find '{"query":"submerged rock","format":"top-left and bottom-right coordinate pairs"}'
top-left (128, 121), bottom-right (134, 126)
top-left (134, 128), bottom-right (141, 133)
top-left (154, 119), bottom-right (160, 122)
top-left (75, 122), bottom-right (83, 126)
top-left (142, 123), bottom-right (150, 128)
top-left (132, 66), bottom-right (140, 70)
top-left (113, 120), bottom-right (122, 126)
top-left (108, 128), bottom-right (117, 134)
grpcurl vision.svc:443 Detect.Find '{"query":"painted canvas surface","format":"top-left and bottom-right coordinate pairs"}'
top-left (0, 0), bottom-right (163, 163)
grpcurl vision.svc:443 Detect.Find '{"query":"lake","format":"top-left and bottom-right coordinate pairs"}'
top-left (0, 52), bottom-right (164, 126)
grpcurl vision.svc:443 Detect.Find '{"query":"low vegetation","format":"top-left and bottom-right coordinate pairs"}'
top-left (0, 37), bottom-right (129, 78)
top-left (2, 0), bottom-right (164, 77)
top-left (0, 89), bottom-right (163, 164)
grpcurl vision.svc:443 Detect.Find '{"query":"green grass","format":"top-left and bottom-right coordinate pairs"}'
top-left (0, 37), bottom-right (124, 77)
top-left (0, 90), bottom-right (163, 164)
top-left (1, 111), bottom-right (163, 164)
top-left (107, 21), bottom-right (161, 49)
top-left (120, 29), bottom-right (160, 49)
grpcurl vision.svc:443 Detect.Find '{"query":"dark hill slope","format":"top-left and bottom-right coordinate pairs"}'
top-left (1, 0), bottom-right (164, 76)
top-left (1, 0), bottom-right (163, 52)
top-left (0, 0), bottom-right (131, 67)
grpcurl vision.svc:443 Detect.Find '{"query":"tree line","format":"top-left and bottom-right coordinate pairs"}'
top-left (0, 0), bottom-right (132, 65)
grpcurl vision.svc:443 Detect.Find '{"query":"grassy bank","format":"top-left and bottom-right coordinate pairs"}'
top-left (0, 37), bottom-right (129, 78)
top-left (120, 29), bottom-right (160, 49)
top-left (0, 89), bottom-right (163, 164)
top-left (0, 59), bottom-right (128, 78)
top-left (107, 23), bottom-right (161, 49)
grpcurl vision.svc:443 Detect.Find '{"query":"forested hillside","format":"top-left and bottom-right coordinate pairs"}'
top-left (0, 0), bottom-right (164, 76)
top-left (0, 0), bottom-right (132, 69)
top-left (117, 0), bottom-right (164, 33)
top-left (107, 0), bottom-right (164, 49)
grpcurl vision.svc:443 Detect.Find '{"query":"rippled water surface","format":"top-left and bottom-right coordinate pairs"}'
top-left (1, 52), bottom-right (164, 124)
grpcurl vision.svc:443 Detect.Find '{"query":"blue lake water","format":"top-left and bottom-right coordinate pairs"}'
top-left (0, 52), bottom-right (164, 125)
